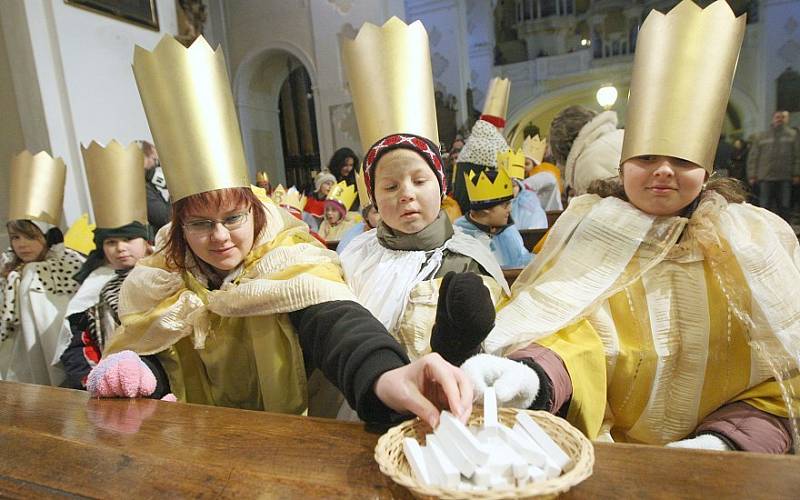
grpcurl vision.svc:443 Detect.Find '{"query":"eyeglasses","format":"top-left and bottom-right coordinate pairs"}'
top-left (183, 211), bottom-right (250, 235)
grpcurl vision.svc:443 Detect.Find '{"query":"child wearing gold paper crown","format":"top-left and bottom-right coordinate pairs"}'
top-left (462, 0), bottom-right (800, 454)
top-left (1, 152), bottom-right (84, 386)
top-left (338, 18), bottom-right (510, 368)
top-left (318, 181), bottom-right (361, 242)
top-left (454, 163), bottom-right (533, 269)
top-left (86, 35), bottom-right (473, 428)
top-left (59, 141), bottom-right (153, 390)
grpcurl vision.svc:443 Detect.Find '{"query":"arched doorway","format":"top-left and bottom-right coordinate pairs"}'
top-left (234, 45), bottom-right (321, 192)
top-left (278, 64), bottom-right (320, 190)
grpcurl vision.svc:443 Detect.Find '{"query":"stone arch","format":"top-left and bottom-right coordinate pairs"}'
top-left (232, 42), bottom-right (321, 187)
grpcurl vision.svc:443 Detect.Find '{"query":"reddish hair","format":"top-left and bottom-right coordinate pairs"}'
top-left (163, 187), bottom-right (267, 272)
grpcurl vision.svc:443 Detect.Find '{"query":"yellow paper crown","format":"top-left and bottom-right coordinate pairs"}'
top-left (284, 187), bottom-right (308, 211)
top-left (133, 36), bottom-right (250, 201)
top-left (522, 135), bottom-right (547, 165)
top-left (464, 168), bottom-right (513, 204)
top-left (81, 140), bottom-right (147, 229)
top-left (63, 213), bottom-right (96, 255)
top-left (270, 184), bottom-right (286, 205)
top-left (8, 151), bottom-right (66, 226)
top-left (355, 165), bottom-right (370, 207)
top-left (480, 77), bottom-right (510, 124)
top-left (341, 17), bottom-right (439, 151)
top-left (326, 180), bottom-right (357, 211)
top-left (256, 171), bottom-right (269, 183)
top-left (497, 150), bottom-right (526, 180)
top-left (621, 0), bottom-right (746, 173)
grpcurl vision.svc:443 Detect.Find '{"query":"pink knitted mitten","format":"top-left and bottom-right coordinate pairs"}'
top-left (87, 350), bottom-right (157, 398)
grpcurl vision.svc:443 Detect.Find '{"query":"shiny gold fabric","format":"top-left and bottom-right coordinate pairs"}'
top-left (106, 201), bottom-right (356, 413)
top-left (489, 193), bottom-right (800, 443)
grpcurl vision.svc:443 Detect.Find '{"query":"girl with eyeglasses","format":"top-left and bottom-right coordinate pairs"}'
top-left (86, 35), bottom-right (472, 428)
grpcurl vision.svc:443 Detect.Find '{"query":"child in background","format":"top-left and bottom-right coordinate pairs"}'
top-left (318, 181), bottom-right (360, 242)
top-left (302, 171), bottom-right (336, 232)
top-left (454, 162), bottom-right (532, 269)
top-left (1, 151), bottom-right (84, 386)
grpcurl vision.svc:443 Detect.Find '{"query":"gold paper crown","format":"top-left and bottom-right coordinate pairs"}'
top-left (341, 17), bottom-right (439, 151)
top-left (480, 77), bottom-right (510, 124)
top-left (270, 184), bottom-right (286, 205)
top-left (621, 0), bottom-right (745, 173)
top-left (81, 141), bottom-right (147, 229)
top-left (464, 168), bottom-right (513, 204)
top-left (522, 135), bottom-right (547, 165)
top-left (256, 171), bottom-right (270, 183)
top-left (355, 165), bottom-right (370, 207)
top-left (8, 151), bottom-right (66, 226)
top-left (284, 187), bottom-right (308, 211)
top-left (133, 36), bottom-right (250, 201)
top-left (497, 150), bottom-right (526, 180)
top-left (326, 180), bottom-right (357, 211)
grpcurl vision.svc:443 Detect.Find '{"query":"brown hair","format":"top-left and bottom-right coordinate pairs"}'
top-left (2, 220), bottom-right (47, 278)
top-left (549, 105), bottom-right (598, 167)
top-left (163, 187), bottom-right (268, 272)
top-left (586, 175), bottom-right (748, 205)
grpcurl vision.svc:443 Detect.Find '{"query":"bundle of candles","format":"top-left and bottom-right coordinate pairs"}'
top-left (402, 388), bottom-right (571, 492)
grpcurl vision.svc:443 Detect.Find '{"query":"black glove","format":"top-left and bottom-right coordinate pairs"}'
top-left (430, 271), bottom-right (495, 366)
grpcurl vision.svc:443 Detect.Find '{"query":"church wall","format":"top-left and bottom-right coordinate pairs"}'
top-left (0, 13), bottom-right (26, 250)
top-left (0, 0), bottom-right (178, 228)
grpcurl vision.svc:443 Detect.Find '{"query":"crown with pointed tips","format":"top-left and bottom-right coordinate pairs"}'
top-left (621, 0), bottom-right (746, 173)
top-left (8, 151), bottom-right (66, 226)
top-left (480, 77), bottom-right (510, 128)
top-left (81, 140), bottom-right (147, 228)
top-left (464, 167), bottom-right (513, 205)
top-left (326, 180), bottom-right (357, 211)
top-left (355, 165), bottom-right (370, 207)
top-left (284, 187), bottom-right (308, 212)
top-left (497, 150), bottom-right (526, 180)
top-left (522, 135), bottom-right (547, 165)
top-left (341, 17), bottom-right (439, 152)
top-left (270, 184), bottom-right (286, 205)
top-left (133, 35), bottom-right (250, 201)
top-left (256, 171), bottom-right (269, 184)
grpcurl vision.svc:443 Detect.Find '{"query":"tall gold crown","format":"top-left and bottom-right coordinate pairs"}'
top-left (8, 151), bottom-right (66, 226)
top-left (621, 0), bottom-right (746, 173)
top-left (341, 17), bottom-right (439, 151)
top-left (497, 150), bottom-right (526, 180)
top-left (480, 77), bottom-right (510, 126)
top-left (132, 36), bottom-right (250, 201)
top-left (326, 180), bottom-right (357, 211)
top-left (284, 187), bottom-right (308, 211)
top-left (355, 165), bottom-right (370, 207)
top-left (464, 167), bottom-right (513, 204)
top-left (81, 140), bottom-right (147, 229)
top-left (522, 135), bottom-right (547, 165)
top-left (256, 171), bottom-right (270, 184)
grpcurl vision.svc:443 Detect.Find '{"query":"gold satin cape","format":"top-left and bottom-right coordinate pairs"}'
top-left (487, 193), bottom-right (800, 444)
top-left (106, 201), bottom-right (357, 413)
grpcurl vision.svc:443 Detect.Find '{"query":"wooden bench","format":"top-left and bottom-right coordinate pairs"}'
top-left (519, 228), bottom-right (548, 252)
top-left (1, 381), bottom-right (799, 498)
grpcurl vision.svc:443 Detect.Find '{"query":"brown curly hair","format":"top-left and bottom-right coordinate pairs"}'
top-left (548, 105), bottom-right (598, 167)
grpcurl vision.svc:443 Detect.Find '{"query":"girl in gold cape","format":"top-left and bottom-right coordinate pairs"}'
top-left (89, 186), bottom-right (473, 427)
top-left (464, 0), bottom-right (800, 453)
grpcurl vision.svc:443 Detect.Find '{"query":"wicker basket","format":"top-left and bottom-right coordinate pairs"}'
top-left (374, 408), bottom-right (594, 499)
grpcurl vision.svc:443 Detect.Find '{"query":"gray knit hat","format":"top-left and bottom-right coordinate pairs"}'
top-left (314, 171), bottom-right (337, 192)
top-left (456, 120), bottom-right (510, 167)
